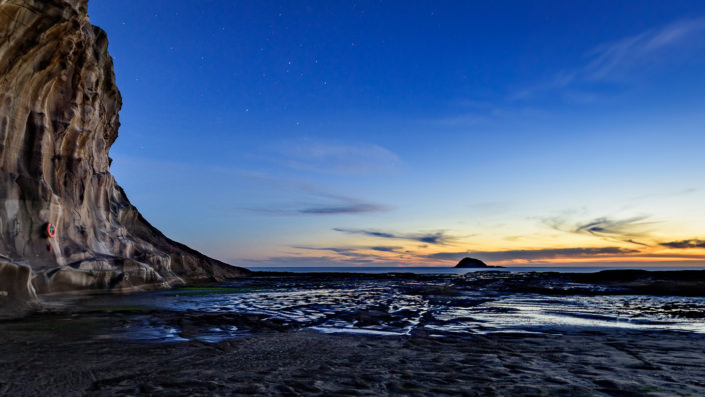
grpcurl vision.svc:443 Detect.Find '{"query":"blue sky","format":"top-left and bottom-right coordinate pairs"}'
top-left (89, 1), bottom-right (705, 267)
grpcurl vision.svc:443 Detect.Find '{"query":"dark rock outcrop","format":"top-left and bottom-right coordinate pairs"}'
top-left (455, 257), bottom-right (489, 268)
top-left (0, 0), bottom-right (248, 317)
top-left (0, 257), bottom-right (40, 317)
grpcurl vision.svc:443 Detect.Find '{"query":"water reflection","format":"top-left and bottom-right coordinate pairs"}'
top-left (99, 275), bottom-right (705, 342)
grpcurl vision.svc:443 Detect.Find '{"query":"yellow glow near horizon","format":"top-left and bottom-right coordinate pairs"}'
top-left (269, 232), bottom-right (705, 268)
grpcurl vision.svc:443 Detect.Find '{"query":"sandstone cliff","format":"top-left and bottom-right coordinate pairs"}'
top-left (0, 0), bottom-right (249, 316)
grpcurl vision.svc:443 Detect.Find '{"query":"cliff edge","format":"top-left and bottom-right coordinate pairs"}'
top-left (0, 0), bottom-right (249, 317)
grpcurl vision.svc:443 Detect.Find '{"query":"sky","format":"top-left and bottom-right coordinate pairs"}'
top-left (88, 1), bottom-right (705, 268)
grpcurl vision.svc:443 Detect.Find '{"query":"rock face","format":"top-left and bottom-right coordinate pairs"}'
top-left (455, 257), bottom-right (489, 268)
top-left (0, 0), bottom-right (248, 316)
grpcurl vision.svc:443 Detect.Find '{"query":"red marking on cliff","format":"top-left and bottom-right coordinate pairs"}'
top-left (46, 222), bottom-right (56, 238)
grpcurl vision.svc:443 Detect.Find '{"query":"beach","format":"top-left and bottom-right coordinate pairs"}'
top-left (1, 323), bottom-right (704, 396)
top-left (2, 270), bottom-right (705, 396)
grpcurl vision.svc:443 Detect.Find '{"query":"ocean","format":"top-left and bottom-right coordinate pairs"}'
top-left (246, 266), bottom-right (705, 274)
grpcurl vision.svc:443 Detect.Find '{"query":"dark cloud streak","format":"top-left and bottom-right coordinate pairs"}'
top-left (660, 239), bottom-right (705, 249)
top-left (295, 245), bottom-right (404, 254)
top-left (370, 246), bottom-right (403, 252)
top-left (333, 228), bottom-right (452, 245)
top-left (249, 201), bottom-right (390, 216)
top-left (574, 216), bottom-right (649, 237)
top-left (299, 203), bottom-right (388, 215)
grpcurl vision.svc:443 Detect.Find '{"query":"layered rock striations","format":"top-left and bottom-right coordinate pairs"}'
top-left (0, 0), bottom-right (248, 316)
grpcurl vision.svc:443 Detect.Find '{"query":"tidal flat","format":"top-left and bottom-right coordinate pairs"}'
top-left (2, 270), bottom-right (705, 396)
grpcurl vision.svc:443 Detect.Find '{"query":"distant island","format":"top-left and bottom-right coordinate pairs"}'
top-left (454, 257), bottom-right (503, 268)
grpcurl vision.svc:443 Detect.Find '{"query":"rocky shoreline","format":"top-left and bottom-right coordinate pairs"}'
top-left (2, 270), bottom-right (705, 395)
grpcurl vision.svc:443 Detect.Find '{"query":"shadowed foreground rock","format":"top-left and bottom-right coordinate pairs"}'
top-left (0, 0), bottom-right (248, 317)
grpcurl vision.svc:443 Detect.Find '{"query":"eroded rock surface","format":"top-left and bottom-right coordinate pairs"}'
top-left (0, 0), bottom-right (248, 316)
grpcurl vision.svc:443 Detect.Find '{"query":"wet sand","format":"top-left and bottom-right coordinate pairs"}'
top-left (1, 316), bottom-right (705, 396)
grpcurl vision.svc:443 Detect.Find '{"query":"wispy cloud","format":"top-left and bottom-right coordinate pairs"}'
top-left (290, 246), bottom-right (380, 260)
top-left (585, 17), bottom-right (705, 80)
top-left (239, 171), bottom-right (391, 216)
top-left (239, 244), bottom-right (413, 267)
top-left (660, 239), bottom-right (705, 249)
top-left (426, 247), bottom-right (639, 263)
top-left (294, 245), bottom-right (404, 255)
top-left (270, 138), bottom-right (401, 175)
top-left (513, 17), bottom-right (705, 100)
top-left (370, 246), bottom-right (403, 252)
top-left (237, 255), bottom-right (377, 268)
top-left (629, 187), bottom-right (697, 202)
top-left (333, 228), bottom-right (454, 245)
top-left (574, 216), bottom-right (651, 238)
top-left (293, 246), bottom-right (358, 254)
top-left (249, 199), bottom-right (390, 216)
top-left (545, 214), bottom-right (655, 245)
top-left (298, 203), bottom-right (388, 215)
